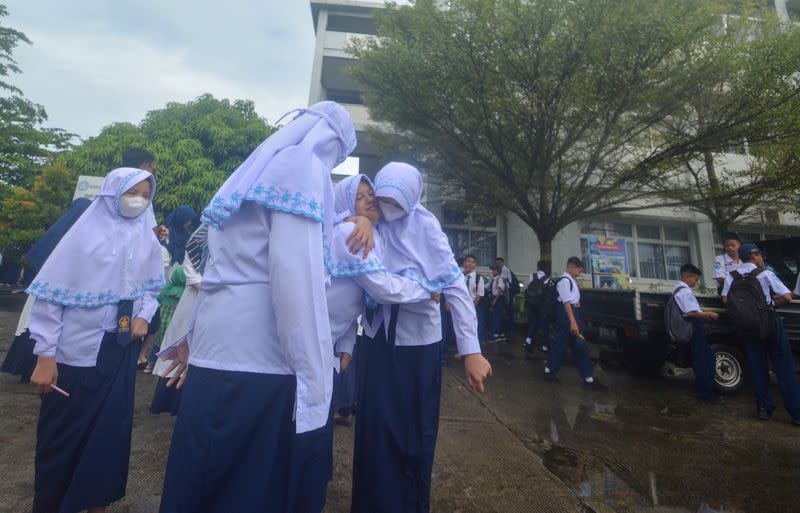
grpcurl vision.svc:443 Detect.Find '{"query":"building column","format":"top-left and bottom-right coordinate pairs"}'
top-left (695, 221), bottom-right (718, 290)
top-left (308, 9), bottom-right (328, 105)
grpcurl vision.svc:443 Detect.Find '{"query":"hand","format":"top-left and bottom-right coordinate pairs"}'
top-left (430, 292), bottom-right (441, 304)
top-left (154, 225), bottom-right (169, 242)
top-left (131, 318), bottom-right (149, 340)
top-left (164, 341), bottom-right (190, 389)
top-left (337, 352), bottom-right (352, 372)
top-left (345, 216), bottom-right (374, 259)
top-left (30, 356), bottom-right (58, 395)
top-left (706, 311), bottom-right (720, 321)
top-left (463, 353), bottom-right (492, 393)
top-left (444, 298), bottom-right (451, 312)
top-left (570, 322), bottom-right (580, 337)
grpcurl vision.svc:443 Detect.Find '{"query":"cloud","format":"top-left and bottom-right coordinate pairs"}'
top-left (5, 0), bottom-right (317, 138)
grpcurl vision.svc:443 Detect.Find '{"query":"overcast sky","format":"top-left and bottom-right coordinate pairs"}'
top-left (4, 0), bottom-right (320, 139)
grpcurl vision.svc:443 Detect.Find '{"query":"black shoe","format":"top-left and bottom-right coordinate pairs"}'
top-left (756, 407), bottom-right (772, 421)
top-left (544, 372), bottom-right (560, 384)
top-left (583, 379), bottom-right (608, 392)
top-left (792, 418), bottom-right (800, 426)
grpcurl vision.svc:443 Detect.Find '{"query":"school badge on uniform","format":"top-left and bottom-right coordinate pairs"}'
top-left (116, 299), bottom-right (134, 347)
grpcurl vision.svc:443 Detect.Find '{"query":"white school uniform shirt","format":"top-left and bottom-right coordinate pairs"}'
top-left (794, 273), bottom-right (800, 297)
top-left (713, 253), bottom-right (740, 280)
top-left (720, 262), bottom-right (790, 306)
top-left (672, 282), bottom-right (701, 316)
top-left (500, 265), bottom-right (512, 284)
top-left (29, 292), bottom-right (159, 367)
top-left (326, 229), bottom-right (431, 359)
top-left (361, 238), bottom-right (482, 357)
top-left (464, 271), bottom-right (484, 302)
top-left (491, 276), bottom-right (506, 297)
top-left (187, 202), bottom-right (332, 434)
top-left (15, 295), bottom-right (36, 336)
top-left (557, 273), bottom-right (580, 305)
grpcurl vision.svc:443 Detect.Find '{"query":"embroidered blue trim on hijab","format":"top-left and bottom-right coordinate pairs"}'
top-left (28, 276), bottom-right (164, 308)
top-left (400, 266), bottom-right (462, 293)
top-left (204, 185), bottom-right (325, 229)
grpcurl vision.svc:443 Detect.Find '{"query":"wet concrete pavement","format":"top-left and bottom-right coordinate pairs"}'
top-left (1, 295), bottom-right (798, 513)
top-left (478, 339), bottom-right (800, 513)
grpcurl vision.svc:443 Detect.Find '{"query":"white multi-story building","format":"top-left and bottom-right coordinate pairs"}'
top-left (308, 0), bottom-right (800, 289)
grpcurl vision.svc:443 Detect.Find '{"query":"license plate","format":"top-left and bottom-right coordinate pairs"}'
top-left (599, 327), bottom-right (617, 340)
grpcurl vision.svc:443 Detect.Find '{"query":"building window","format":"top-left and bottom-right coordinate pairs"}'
top-left (444, 228), bottom-right (497, 268)
top-left (580, 221), bottom-right (693, 281)
top-left (326, 15), bottom-right (378, 35)
top-left (325, 89), bottom-right (363, 105)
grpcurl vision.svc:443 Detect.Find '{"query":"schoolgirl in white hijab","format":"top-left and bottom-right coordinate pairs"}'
top-left (158, 101), bottom-right (359, 513)
top-left (288, 173), bottom-right (438, 513)
top-left (350, 161), bottom-right (492, 513)
top-left (26, 167), bottom-right (163, 513)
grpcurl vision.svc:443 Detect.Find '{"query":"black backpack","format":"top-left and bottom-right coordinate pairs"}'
top-left (525, 275), bottom-right (546, 306)
top-left (664, 289), bottom-right (693, 344)
top-left (508, 271), bottom-right (521, 297)
top-left (726, 269), bottom-right (773, 343)
top-left (544, 277), bottom-right (568, 320)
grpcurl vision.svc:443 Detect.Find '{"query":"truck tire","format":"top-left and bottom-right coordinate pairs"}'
top-left (712, 344), bottom-right (745, 395)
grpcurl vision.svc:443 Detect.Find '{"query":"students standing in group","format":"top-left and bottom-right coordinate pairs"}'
top-left (495, 256), bottom-right (516, 334)
top-left (463, 254), bottom-right (485, 342)
top-left (721, 243), bottom-right (800, 425)
top-left (671, 264), bottom-right (719, 402)
top-left (150, 225), bottom-right (207, 416)
top-left (139, 205), bottom-right (198, 373)
top-left (351, 161), bottom-right (492, 513)
top-left (156, 102), bottom-right (360, 513)
top-left (1, 197), bottom-right (91, 383)
top-left (713, 232), bottom-right (742, 293)
top-left (524, 260), bottom-right (552, 353)
top-left (489, 265), bottom-right (508, 341)
top-left (26, 168), bottom-right (164, 513)
top-left (544, 257), bottom-right (607, 390)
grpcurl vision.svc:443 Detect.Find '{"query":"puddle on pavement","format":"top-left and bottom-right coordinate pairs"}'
top-left (540, 445), bottom-right (745, 513)
top-left (525, 400), bottom-right (750, 513)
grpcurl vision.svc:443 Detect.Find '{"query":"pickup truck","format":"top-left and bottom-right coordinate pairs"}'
top-left (577, 236), bottom-right (800, 394)
top-left (580, 287), bottom-right (800, 394)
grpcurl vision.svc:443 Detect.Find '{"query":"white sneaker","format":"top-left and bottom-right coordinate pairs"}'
top-left (525, 337), bottom-right (532, 345)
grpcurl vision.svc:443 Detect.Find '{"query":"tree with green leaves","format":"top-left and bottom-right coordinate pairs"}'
top-left (351, 0), bottom-right (800, 260)
top-left (0, 4), bottom-right (72, 189)
top-left (0, 158), bottom-right (73, 265)
top-left (649, 7), bottom-right (800, 237)
top-left (68, 94), bottom-right (276, 219)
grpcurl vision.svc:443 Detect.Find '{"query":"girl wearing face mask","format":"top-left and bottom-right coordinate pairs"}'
top-left (25, 168), bottom-right (164, 513)
top-left (351, 162), bottom-right (492, 513)
top-left (287, 175), bottom-right (437, 513)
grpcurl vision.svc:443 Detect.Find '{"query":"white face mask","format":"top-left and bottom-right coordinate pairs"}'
top-left (379, 200), bottom-right (406, 222)
top-left (119, 196), bottom-right (149, 218)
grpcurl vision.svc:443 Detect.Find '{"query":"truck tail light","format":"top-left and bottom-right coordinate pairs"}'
top-left (623, 327), bottom-right (639, 341)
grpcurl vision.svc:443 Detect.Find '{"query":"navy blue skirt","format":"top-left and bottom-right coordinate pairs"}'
top-left (333, 340), bottom-right (358, 415)
top-left (149, 377), bottom-right (182, 416)
top-left (1, 329), bottom-right (37, 382)
top-left (160, 365), bottom-right (297, 513)
top-left (287, 384), bottom-right (335, 513)
top-left (33, 333), bottom-right (141, 513)
top-left (351, 308), bottom-right (443, 513)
